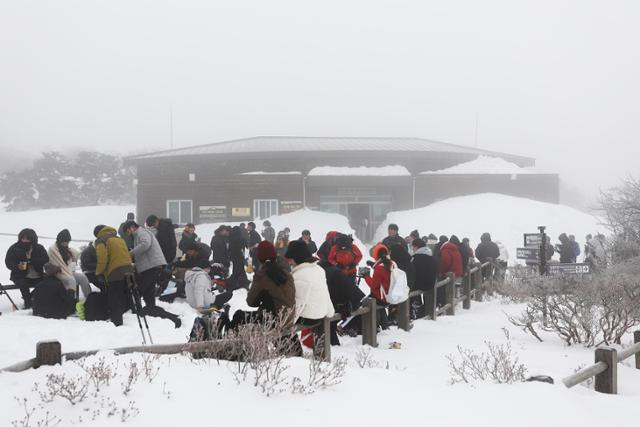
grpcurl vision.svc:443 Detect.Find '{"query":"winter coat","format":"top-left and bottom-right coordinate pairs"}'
top-left (185, 267), bottom-right (215, 309)
top-left (328, 244), bottom-right (363, 276)
top-left (47, 244), bottom-right (80, 279)
top-left (390, 245), bottom-right (415, 289)
top-left (80, 243), bottom-right (97, 273)
top-left (364, 261), bottom-right (391, 302)
top-left (247, 268), bottom-right (296, 325)
top-left (290, 261), bottom-right (335, 321)
top-left (31, 276), bottom-right (76, 319)
top-left (262, 226), bottom-right (276, 244)
top-left (299, 238), bottom-right (318, 255)
top-left (558, 234), bottom-right (575, 263)
top-left (5, 229), bottom-right (49, 283)
top-left (459, 242), bottom-right (473, 271)
top-left (156, 219), bottom-right (177, 264)
top-left (572, 241), bottom-right (581, 258)
top-left (210, 233), bottom-right (230, 267)
top-left (95, 227), bottom-right (133, 282)
top-left (317, 231), bottom-right (338, 261)
top-left (240, 227), bottom-right (250, 248)
top-left (248, 230), bottom-right (262, 248)
top-left (382, 235), bottom-right (405, 249)
top-left (439, 242), bottom-right (464, 278)
top-left (318, 260), bottom-right (365, 311)
top-left (411, 246), bottom-right (438, 291)
top-left (178, 231), bottom-right (199, 253)
top-left (475, 233), bottom-right (500, 263)
top-left (130, 227), bottom-right (167, 273)
top-left (174, 243), bottom-right (211, 269)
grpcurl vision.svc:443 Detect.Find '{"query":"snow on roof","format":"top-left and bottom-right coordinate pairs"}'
top-left (421, 156), bottom-right (536, 175)
top-left (239, 171), bottom-right (302, 175)
top-left (308, 165), bottom-right (411, 176)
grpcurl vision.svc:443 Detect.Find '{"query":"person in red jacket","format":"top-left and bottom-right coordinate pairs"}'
top-left (438, 237), bottom-right (464, 278)
top-left (328, 234), bottom-right (363, 283)
top-left (363, 244), bottom-right (392, 329)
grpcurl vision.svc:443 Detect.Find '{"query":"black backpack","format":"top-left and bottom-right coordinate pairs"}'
top-left (84, 292), bottom-right (110, 321)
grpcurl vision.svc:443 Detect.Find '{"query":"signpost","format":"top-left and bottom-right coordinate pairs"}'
top-left (524, 233), bottom-right (543, 247)
top-left (516, 247), bottom-right (540, 261)
top-left (548, 263), bottom-right (591, 275)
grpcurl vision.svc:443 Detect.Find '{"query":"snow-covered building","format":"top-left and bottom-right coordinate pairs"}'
top-left (126, 136), bottom-right (558, 241)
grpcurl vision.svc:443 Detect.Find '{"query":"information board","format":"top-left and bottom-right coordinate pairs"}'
top-left (199, 206), bottom-right (226, 222)
top-left (548, 263), bottom-right (591, 275)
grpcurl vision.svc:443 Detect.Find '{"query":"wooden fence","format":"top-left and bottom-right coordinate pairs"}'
top-left (1, 261), bottom-right (496, 373)
top-left (562, 331), bottom-right (640, 394)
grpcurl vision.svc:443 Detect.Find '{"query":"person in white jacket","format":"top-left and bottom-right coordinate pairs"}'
top-left (184, 260), bottom-right (233, 313)
top-left (47, 229), bottom-right (92, 299)
top-left (284, 240), bottom-right (335, 324)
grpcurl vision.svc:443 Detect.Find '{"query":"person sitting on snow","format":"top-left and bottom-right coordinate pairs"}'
top-left (185, 260), bottom-right (233, 313)
top-left (31, 263), bottom-right (76, 319)
top-left (47, 229), bottom-right (92, 300)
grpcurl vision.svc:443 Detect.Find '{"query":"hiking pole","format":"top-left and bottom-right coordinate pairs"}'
top-left (126, 274), bottom-right (149, 345)
top-left (0, 283), bottom-right (19, 311)
top-left (127, 274), bottom-right (154, 345)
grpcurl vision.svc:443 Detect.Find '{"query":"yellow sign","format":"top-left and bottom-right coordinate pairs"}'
top-left (232, 207), bottom-right (251, 217)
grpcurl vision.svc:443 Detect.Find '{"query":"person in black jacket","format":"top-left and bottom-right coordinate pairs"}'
top-left (247, 222), bottom-right (262, 270)
top-left (410, 239), bottom-right (438, 319)
top-left (174, 241), bottom-right (211, 269)
top-left (80, 224), bottom-right (106, 289)
top-left (298, 230), bottom-right (318, 255)
top-left (557, 233), bottom-right (575, 264)
top-left (475, 233), bottom-right (500, 263)
top-left (210, 225), bottom-right (230, 267)
top-left (318, 259), bottom-right (365, 344)
top-left (228, 226), bottom-right (249, 289)
top-left (4, 228), bottom-right (49, 309)
top-left (382, 224), bottom-right (405, 248)
top-left (31, 263), bottom-right (76, 319)
top-left (178, 223), bottom-right (199, 254)
top-left (389, 244), bottom-right (415, 289)
top-left (146, 215), bottom-right (177, 264)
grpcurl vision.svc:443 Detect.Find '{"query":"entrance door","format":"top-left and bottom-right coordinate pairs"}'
top-left (319, 195), bottom-right (393, 243)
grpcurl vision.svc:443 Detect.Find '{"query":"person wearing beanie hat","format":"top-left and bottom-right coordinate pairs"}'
top-left (298, 230), bottom-right (318, 255)
top-left (285, 241), bottom-right (335, 324)
top-left (48, 229), bottom-right (92, 300)
top-left (246, 240), bottom-right (296, 327)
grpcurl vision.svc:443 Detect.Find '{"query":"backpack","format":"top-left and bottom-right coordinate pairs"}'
top-left (84, 292), bottom-right (110, 321)
top-left (381, 261), bottom-right (409, 304)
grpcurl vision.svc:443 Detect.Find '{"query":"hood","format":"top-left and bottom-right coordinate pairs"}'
top-left (559, 233), bottom-right (569, 244)
top-left (371, 243), bottom-right (388, 261)
top-left (480, 233), bottom-right (491, 243)
top-left (325, 231), bottom-right (339, 242)
top-left (414, 246), bottom-right (432, 256)
top-left (185, 267), bottom-right (209, 283)
top-left (97, 226), bottom-right (117, 238)
top-left (17, 228), bottom-right (38, 245)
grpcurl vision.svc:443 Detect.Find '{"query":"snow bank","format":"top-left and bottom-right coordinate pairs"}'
top-left (421, 155), bottom-right (536, 175)
top-left (309, 165), bottom-right (410, 176)
top-left (239, 171), bottom-right (302, 175)
top-left (374, 193), bottom-right (603, 264)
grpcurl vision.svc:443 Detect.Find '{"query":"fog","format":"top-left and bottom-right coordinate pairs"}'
top-left (1, 0), bottom-right (638, 200)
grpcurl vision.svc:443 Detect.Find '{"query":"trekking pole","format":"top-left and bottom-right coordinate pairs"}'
top-left (126, 274), bottom-right (149, 345)
top-left (0, 283), bottom-right (19, 311)
top-left (127, 274), bottom-right (154, 345)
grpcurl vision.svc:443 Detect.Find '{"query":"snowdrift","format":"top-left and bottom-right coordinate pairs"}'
top-left (373, 193), bottom-right (603, 264)
top-left (421, 155), bottom-right (536, 174)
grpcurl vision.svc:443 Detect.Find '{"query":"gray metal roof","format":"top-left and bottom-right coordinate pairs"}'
top-left (127, 136), bottom-right (533, 162)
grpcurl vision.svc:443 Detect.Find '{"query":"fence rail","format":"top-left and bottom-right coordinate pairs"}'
top-left (1, 260), bottom-right (497, 372)
top-left (562, 331), bottom-right (640, 394)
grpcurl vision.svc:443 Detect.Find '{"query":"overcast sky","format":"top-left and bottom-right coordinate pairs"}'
top-left (0, 0), bottom-right (638, 199)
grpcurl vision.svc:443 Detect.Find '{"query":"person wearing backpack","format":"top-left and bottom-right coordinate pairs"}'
top-left (328, 234), bottom-right (363, 283)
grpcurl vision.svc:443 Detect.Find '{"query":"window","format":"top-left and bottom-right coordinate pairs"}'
top-left (167, 200), bottom-right (193, 225)
top-left (253, 199), bottom-right (279, 219)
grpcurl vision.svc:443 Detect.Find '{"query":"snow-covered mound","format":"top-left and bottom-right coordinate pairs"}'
top-left (374, 193), bottom-right (603, 263)
top-left (309, 165), bottom-right (410, 176)
top-left (421, 155), bottom-right (536, 175)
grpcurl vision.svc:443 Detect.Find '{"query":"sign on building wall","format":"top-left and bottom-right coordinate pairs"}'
top-left (232, 207), bottom-right (251, 217)
top-left (199, 206), bottom-right (226, 222)
top-left (280, 201), bottom-right (303, 214)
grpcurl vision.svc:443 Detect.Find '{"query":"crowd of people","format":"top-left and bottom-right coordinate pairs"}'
top-left (3, 212), bottom-right (607, 351)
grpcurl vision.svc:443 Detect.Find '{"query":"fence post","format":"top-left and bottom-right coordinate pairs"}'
top-left (488, 258), bottom-right (495, 296)
top-left (397, 299), bottom-right (411, 331)
top-left (321, 317), bottom-right (332, 362)
top-left (635, 331), bottom-right (640, 370)
top-left (463, 270), bottom-right (471, 310)
top-left (35, 341), bottom-right (61, 368)
top-left (425, 287), bottom-right (436, 321)
top-left (474, 267), bottom-right (483, 302)
top-left (594, 347), bottom-right (618, 394)
top-left (445, 272), bottom-right (455, 316)
top-left (361, 298), bottom-right (378, 348)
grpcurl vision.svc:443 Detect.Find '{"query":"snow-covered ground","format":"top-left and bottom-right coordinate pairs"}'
top-left (374, 193), bottom-right (603, 264)
top-left (0, 202), bottom-right (638, 426)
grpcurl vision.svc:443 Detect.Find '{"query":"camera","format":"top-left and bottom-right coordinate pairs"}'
top-left (357, 266), bottom-right (371, 277)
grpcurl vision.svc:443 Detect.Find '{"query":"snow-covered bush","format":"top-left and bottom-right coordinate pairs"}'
top-left (446, 341), bottom-right (528, 385)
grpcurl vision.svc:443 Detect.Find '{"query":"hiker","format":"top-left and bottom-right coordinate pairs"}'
top-left (210, 225), bottom-right (230, 267)
top-left (4, 228), bottom-right (49, 309)
top-left (382, 223), bottom-right (405, 248)
top-left (247, 221), bottom-right (262, 270)
top-left (557, 233), bottom-right (575, 263)
top-left (317, 231), bottom-right (339, 261)
top-left (118, 212), bottom-right (136, 250)
top-left (475, 233), bottom-right (500, 263)
top-left (363, 244), bottom-right (392, 328)
top-left (80, 225), bottom-right (105, 289)
top-left (228, 226), bottom-right (249, 289)
top-left (410, 239), bottom-right (438, 319)
top-left (31, 263), bottom-right (76, 319)
top-left (185, 260), bottom-right (233, 313)
top-left (145, 215), bottom-right (178, 265)
top-left (569, 234), bottom-right (580, 263)
top-left (328, 234), bottom-right (363, 283)
top-left (246, 241), bottom-right (296, 326)
top-left (261, 220), bottom-right (276, 244)
top-left (299, 229), bottom-right (318, 254)
top-left (95, 226), bottom-right (133, 326)
top-left (126, 221), bottom-right (181, 328)
top-left (178, 223), bottom-right (200, 254)
top-left (47, 229), bottom-right (92, 299)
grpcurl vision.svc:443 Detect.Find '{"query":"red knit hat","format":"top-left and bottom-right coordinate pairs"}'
top-left (257, 241), bottom-right (277, 263)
